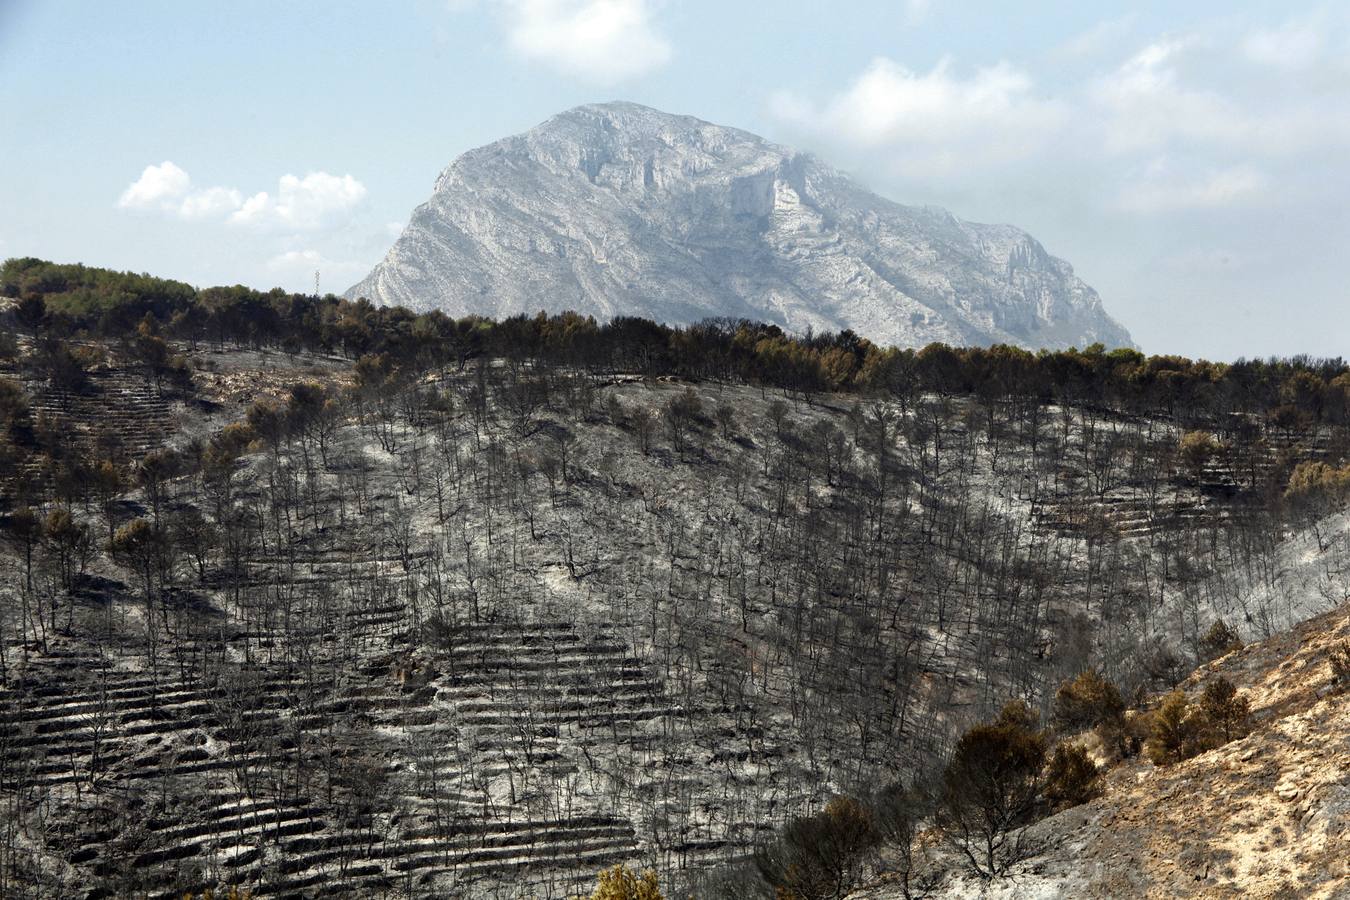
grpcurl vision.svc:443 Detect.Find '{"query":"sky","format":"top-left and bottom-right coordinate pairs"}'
top-left (1, 1), bottom-right (1347, 361)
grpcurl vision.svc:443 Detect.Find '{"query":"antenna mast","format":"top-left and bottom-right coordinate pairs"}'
top-left (315, 270), bottom-right (320, 297)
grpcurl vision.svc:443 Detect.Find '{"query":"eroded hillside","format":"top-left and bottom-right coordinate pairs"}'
top-left (852, 598), bottom-right (1350, 899)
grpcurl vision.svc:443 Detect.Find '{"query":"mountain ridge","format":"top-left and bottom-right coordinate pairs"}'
top-left (347, 101), bottom-right (1135, 350)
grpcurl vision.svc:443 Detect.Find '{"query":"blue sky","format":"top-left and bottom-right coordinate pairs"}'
top-left (1, 1), bottom-right (1347, 360)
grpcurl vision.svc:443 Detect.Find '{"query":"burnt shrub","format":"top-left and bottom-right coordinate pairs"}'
top-left (1051, 670), bottom-right (1125, 733)
top-left (756, 796), bottom-right (879, 900)
top-left (1199, 619), bottom-right (1243, 662)
top-left (1043, 744), bottom-right (1104, 811)
top-left (1328, 641), bottom-right (1350, 692)
top-left (936, 703), bottom-right (1047, 878)
top-left (1140, 645), bottom-right (1190, 691)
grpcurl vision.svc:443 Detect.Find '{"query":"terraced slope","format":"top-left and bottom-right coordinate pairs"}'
top-left (0, 627), bottom-right (659, 898)
top-left (1, 356), bottom-right (1339, 897)
top-left (0, 582), bottom-right (817, 896)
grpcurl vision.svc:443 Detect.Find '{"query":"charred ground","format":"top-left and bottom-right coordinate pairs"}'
top-left (0, 259), bottom-right (1348, 898)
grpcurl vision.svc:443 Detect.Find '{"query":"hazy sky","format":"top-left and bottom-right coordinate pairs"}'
top-left (2, 1), bottom-right (1347, 360)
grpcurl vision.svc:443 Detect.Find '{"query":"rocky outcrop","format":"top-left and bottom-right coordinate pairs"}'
top-left (348, 102), bottom-right (1134, 351)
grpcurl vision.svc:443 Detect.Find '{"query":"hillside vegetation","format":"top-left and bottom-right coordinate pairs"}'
top-left (0, 259), bottom-right (1347, 898)
top-left (851, 601), bottom-right (1350, 899)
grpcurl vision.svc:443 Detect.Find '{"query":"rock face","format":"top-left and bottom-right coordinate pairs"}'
top-left (348, 102), bottom-right (1134, 350)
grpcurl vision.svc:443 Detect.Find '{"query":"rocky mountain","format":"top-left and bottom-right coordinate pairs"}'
top-left (347, 102), bottom-right (1134, 350)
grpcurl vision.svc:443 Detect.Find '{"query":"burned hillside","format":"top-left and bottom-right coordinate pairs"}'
top-left (1, 260), bottom-right (1348, 897)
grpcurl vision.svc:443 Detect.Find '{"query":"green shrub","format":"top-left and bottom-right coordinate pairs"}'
top-left (1179, 431), bottom-right (1218, 478)
top-left (1198, 676), bottom-right (1250, 744)
top-left (1145, 691), bottom-right (1207, 766)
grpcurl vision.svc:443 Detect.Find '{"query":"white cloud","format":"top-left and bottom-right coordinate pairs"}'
top-left (179, 186), bottom-right (244, 219)
top-left (502, 0), bottom-right (671, 84)
top-left (1056, 15), bottom-right (1137, 59)
top-left (1091, 35), bottom-right (1350, 157)
top-left (903, 0), bottom-right (932, 25)
top-left (1118, 162), bottom-right (1267, 213)
top-left (229, 172), bottom-right (367, 230)
top-left (117, 161), bottom-right (192, 210)
top-left (118, 164), bottom-right (366, 230)
top-left (771, 57), bottom-right (1066, 175)
top-left (1242, 16), bottom-right (1325, 68)
top-left (118, 161), bottom-right (244, 220)
top-left (774, 20), bottom-right (1349, 194)
top-left (1090, 38), bottom-right (1252, 154)
top-left (767, 17), bottom-right (1350, 226)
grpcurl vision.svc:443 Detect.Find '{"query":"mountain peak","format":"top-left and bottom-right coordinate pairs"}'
top-left (520, 100), bottom-right (789, 167)
top-left (544, 100), bottom-right (755, 135)
top-left (353, 103), bottom-right (1134, 350)
top-left (553, 99), bottom-right (685, 120)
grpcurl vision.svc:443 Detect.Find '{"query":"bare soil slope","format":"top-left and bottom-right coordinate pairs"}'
top-left (856, 603), bottom-right (1350, 899)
